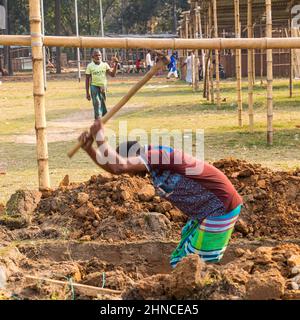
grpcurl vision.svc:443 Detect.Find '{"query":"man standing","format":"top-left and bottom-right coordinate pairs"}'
top-left (86, 50), bottom-right (118, 119)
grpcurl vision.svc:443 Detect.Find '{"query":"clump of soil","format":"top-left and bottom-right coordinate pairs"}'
top-left (1, 158), bottom-right (300, 300)
top-left (123, 244), bottom-right (300, 300)
top-left (25, 173), bottom-right (184, 242)
top-left (213, 158), bottom-right (300, 240)
top-left (1, 158), bottom-right (300, 242)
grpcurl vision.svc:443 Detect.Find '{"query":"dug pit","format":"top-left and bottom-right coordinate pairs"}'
top-left (0, 158), bottom-right (300, 300)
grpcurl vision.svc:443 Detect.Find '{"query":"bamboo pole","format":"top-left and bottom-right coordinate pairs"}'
top-left (203, 11), bottom-right (209, 100)
top-left (29, 0), bottom-right (50, 190)
top-left (213, 0), bottom-right (220, 107)
top-left (248, 0), bottom-right (254, 132)
top-left (252, 40), bottom-right (256, 85)
top-left (203, 52), bottom-right (210, 99)
top-left (192, 51), bottom-right (196, 91)
top-left (198, 7), bottom-right (206, 88)
top-left (289, 17), bottom-right (293, 98)
top-left (25, 275), bottom-right (121, 296)
top-left (260, 25), bottom-right (264, 85)
top-left (234, 0), bottom-right (243, 127)
top-left (266, 0), bottom-right (273, 145)
top-left (203, 14), bottom-right (210, 99)
top-left (74, 0), bottom-right (81, 82)
top-left (208, 2), bottom-right (214, 103)
top-left (185, 12), bottom-right (189, 57)
top-left (2, 35), bottom-right (300, 50)
top-left (193, 5), bottom-right (199, 91)
top-left (188, 10), bottom-right (197, 91)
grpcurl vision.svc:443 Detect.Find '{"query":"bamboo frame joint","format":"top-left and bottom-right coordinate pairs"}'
top-left (29, 16), bottom-right (41, 23)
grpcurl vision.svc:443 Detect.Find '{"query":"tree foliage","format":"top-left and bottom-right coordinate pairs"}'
top-left (2, 0), bottom-right (189, 36)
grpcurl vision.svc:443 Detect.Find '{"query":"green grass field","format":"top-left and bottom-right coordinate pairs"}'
top-left (0, 74), bottom-right (300, 203)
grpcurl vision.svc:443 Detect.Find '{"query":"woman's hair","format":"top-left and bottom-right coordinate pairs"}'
top-left (116, 141), bottom-right (143, 158)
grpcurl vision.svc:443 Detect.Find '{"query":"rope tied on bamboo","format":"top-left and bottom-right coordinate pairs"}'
top-left (29, 16), bottom-right (41, 23)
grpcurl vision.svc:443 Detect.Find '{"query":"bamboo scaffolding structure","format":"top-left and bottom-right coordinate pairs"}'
top-left (213, 0), bottom-right (220, 107)
top-left (234, 0), bottom-right (243, 127)
top-left (29, 0), bottom-right (50, 190)
top-left (266, 0), bottom-right (273, 145)
top-left (248, 0), bottom-right (254, 132)
top-left (2, 35), bottom-right (300, 50)
top-left (209, 3), bottom-right (214, 103)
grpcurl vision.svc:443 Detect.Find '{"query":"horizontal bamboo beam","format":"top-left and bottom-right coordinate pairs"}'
top-left (2, 35), bottom-right (300, 49)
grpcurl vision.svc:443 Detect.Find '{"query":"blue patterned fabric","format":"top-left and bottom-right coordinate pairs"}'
top-left (147, 146), bottom-right (226, 221)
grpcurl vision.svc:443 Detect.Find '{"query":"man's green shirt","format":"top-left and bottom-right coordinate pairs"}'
top-left (85, 61), bottom-right (110, 87)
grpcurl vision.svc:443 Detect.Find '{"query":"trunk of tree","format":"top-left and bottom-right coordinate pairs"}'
top-left (3, 0), bottom-right (13, 76)
top-left (55, 0), bottom-right (61, 74)
top-left (173, 0), bottom-right (177, 34)
top-left (121, 0), bottom-right (126, 34)
top-left (87, 0), bottom-right (91, 35)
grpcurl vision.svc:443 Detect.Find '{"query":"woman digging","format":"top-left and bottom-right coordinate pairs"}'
top-left (78, 119), bottom-right (243, 267)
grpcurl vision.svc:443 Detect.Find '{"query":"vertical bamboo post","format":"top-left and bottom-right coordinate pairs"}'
top-left (252, 37), bottom-right (256, 85)
top-left (213, 0), bottom-right (220, 107)
top-left (185, 13), bottom-right (189, 40)
top-left (193, 4), bottom-right (199, 91)
top-left (29, 0), bottom-right (50, 189)
top-left (203, 13), bottom-right (210, 99)
top-left (190, 8), bottom-right (196, 91)
top-left (198, 6), bottom-right (206, 86)
top-left (260, 24), bottom-right (264, 85)
top-left (184, 12), bottom-right (189, 81)
top-left (289, 17), bottom-right (293, 98)
top-left (234, 0), bottom-right (243, 126)
top-left (247, 0), bottom-right (254, 132)
top-left (266, 0), bottom-right (273, 145)
top-left (208, 2), bottom-right (214, 103)
top-left (203, 51), bottom-right (210, 99)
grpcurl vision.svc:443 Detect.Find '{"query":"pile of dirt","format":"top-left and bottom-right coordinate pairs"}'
top-left (123, 244), bottom-right (300, 300)
top-left (213, 159), bottom-right (300, 240)
top-left (1, 173), bottom-right (186, 242)
top-left (1, 158), bottom-right (300, 242)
